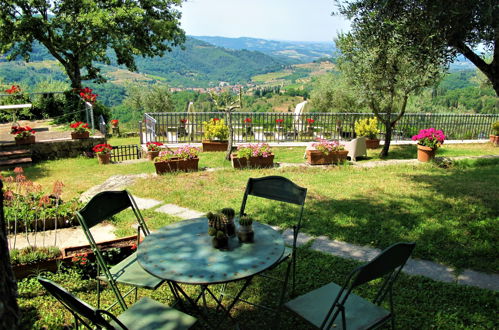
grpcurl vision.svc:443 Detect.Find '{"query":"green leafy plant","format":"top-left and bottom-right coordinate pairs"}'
top-left (492, 121), bottom-right (499, 135)
top-left (9, 246), bottom-right (61, 265)
top-left (354, 117), bottom-right (380, 139)
top-left (236, 143), bottom-right (272, 159)
top-left (203, 118), bottom-right (229, 141)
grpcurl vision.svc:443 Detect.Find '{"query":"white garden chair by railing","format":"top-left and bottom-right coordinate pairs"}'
top-left (344, 136), bottom-right (368, 161)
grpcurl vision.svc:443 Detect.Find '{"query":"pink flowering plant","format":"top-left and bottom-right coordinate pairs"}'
top-left (154, 145), bottom-right (200, 162)
top-left (146, 142), bottom-right (163, 152)
top-left (412, 128), bottom-right (446, 149)
top-left (312, 139), bottom-right (344, 155)
top-left (175, 145), bottom-right (201, 160)
top-left (236, 143), bottom-right (273, 159)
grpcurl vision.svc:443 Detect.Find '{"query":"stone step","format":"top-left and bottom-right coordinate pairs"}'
top-left (0, 157), bottom-right (32, 168)
top-left (0, 149), bottom-right (31, 159)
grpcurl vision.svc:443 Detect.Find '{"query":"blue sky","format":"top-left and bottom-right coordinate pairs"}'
top-left (180, 0), bottom-right (351, 42)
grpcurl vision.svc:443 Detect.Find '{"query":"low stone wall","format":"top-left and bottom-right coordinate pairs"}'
top-left (30, 137), bottom-right (106, 161)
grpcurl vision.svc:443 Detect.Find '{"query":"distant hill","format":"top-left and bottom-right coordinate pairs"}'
top-left (0, 37), bottom-right (284, 88)
top-left (192, 36), bottom-right (335, 63)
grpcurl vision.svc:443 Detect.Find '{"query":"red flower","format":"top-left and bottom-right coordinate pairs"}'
top-left (275, 119), bottom-right (284, 124)
top-left (78, 87), bottom-right (98, 103)
top-left (5, 85), bottom-right (21, 94)
top-left (213, 118), bottom-right (220, 121)
top-left (244, 118), bottom-right (252, 123)
top-left (146, 141), bottom-right (163, 151)
top-left (180, 118), bottom-right (188, 124)
top-left (111, 119), bottom-right (119, 125)
top-left (92, 143), bottom-right (112, 154)
top-left (131, 243), bottom-right (137, 250)
top-left (306, 118), bottom-right (315, 124)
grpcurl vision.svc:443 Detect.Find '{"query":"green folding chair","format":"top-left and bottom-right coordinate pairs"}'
top-left (218, 176), bottom-right (307, 323)
top-left (76, 190), bottom-right (164, 311)
top-left (38, 277), bottom-right (197, 330)
top-left (285, 242), bottom-right (416, 329)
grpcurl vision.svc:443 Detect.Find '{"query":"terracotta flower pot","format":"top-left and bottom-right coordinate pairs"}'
top-left (417, 145), bottom-right (436, 162)
top-left (231, 154), bottom-right (274, 169)
top-left (176, 158), bottom-right (199, 172)
top-left (331, 150), bottom-right (349, 164)
top-left (71, 131), bottom-right (90, 139)
top-left (146, 150), bottom-right (160, 161)
top-left (15, 135), bottom-right (35, 145)
top-left (306, 150), bottom-right (333, 165)
top-left (202, 140), bottom-right (228, 152)
top-left (97, 153), bottom-right (111, 164)
top-left (365, 138), bottom-right (380, 149)
top-left (154, 159), bottom-right (179, 174)
top-left (490, 135), bottom-right (499, 146)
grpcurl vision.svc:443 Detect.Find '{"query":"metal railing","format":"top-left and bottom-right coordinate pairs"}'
top-left (110, 144), bottom-right (142, 162)
top-left (141, 112), bottom-right (499, 144)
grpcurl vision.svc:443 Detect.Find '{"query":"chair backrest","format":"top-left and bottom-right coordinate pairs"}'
top-left (351, 242), bottom-right (415, 288)
top-left (240, 176), bottom-right (307, 235)
top-left (38, 277), bottom-right (111, 328)
top-left (77, 190), bottom-right (134, 228)
top-left (322, 242), bottom-right (415, 329)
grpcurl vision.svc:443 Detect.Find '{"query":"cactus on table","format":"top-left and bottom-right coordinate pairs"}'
top-left (239, 215), bottom-right (253, 226)
top-left (221, 208), bottom-right (235, 220)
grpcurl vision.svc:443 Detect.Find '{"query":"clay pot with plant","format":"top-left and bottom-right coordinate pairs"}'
top-left (237, 215), bottom-right (254, 243)
top-left (92, 143), bottom-right (112, 164)
top-left (221, 208), bottom-right (236, 237)
top-left (11, 125), bottom-right (36, 145)
top-left (202, 118), bottom-right (229, 152)
top-left (70, 121), bottom-right (90, 139)
top-left (231, 143), bottom-right (274, 169)
top-left (412, 128), bottom-right (446, 162)
top-left (146, 142), bottom-right (163, 160)
top-left (490, 121), bottom-right (499, 146)
top-left (354, 117), bottom-right (381, 149)
top-left (207, 212), bottom-right (229, 249)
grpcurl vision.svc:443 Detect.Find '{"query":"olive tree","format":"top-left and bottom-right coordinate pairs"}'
top-left (336, 21), bottom-right (443, 156)
top-left (0, 0), bottom-right (185, 89)
top-left (210, 90), bottom-right (242, 160)
top-left (336, 0), bottom-right (499, 96)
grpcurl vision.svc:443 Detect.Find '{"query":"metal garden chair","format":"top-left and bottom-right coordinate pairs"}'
top-left (219, 176), bottom-right (307, 322)
top-left (38, 277), bottom-right (197, 330)
top-left (285, 242), bottom-right (416, 329)
top-left (76, 190), bottom-right (164, 311)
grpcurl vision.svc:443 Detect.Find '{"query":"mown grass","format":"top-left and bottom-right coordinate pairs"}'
top-left (17, 248), bottom-right (499, 329)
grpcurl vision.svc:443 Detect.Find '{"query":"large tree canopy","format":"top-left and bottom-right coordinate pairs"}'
top-left (0, 0), bottom-right (186, 89)
top-left (336, 12), bottom-right (443, 156)
top-left (337, 0), bottom-right (499, 96)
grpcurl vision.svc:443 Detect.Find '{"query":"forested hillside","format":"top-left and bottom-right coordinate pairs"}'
top-left (0, 37), bottom-right (284, 88)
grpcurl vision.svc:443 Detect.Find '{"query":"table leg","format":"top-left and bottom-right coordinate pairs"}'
top-left (171, 282), bottom-right (216, 329)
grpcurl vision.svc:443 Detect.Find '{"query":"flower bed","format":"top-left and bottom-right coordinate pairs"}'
top-left (154, 145), bottom-right (200, 174)
top-left (231, 143), bottom-right (274, 169)
top-left (306, 139), bottom-right (347, 165)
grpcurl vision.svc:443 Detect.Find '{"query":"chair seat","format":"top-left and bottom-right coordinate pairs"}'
top-left (97, 252), bottom-right (163, 289)
top-left (285, 282), bottom-right (391, 329)
top-left (111, 297), bottom-right (197, 330)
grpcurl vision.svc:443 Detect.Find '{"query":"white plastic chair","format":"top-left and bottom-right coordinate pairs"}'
top-left (344, 136), bottom-right (367, 161)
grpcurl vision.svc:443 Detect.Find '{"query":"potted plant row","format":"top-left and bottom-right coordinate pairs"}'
top-left (70, 121), bottom-right (91, 139)
top-left (231, 143), bottom-right (274, 169)
top-left (11, 125), bottom-right (36, 145)
top-left (10, 246), bottom-right (63, 279)
top-left (306, 139), bottom-right (348, 165)
top-left (202, 118), bottom-right (229, 152)
top-left (354, 117), bottom-right (381, 149)
top-left (412, 128), bottom-right (446, 162)
top-left (92, 143), bottom-right (113, 164)
top-left (154, 145), bottom-right (200, 174)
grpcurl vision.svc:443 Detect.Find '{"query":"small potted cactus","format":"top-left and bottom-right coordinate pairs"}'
top-left (221, 208), bottom-right (236, 237)
top-left (237, 215), bottom-right (254, 243)
top-left (207, 212), bottom-right (229, 249)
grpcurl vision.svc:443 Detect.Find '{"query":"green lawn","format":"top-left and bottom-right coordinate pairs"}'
top-left (5, 142), bottom-right (498, 329)
top-left (17, 248), bottom-right (499, 329)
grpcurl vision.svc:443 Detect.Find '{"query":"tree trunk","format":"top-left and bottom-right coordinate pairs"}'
top-left (0, 179), bottom-right (20, 329)
top-left (225, 111), bottom-right (234, 161)
top-left (380, 121), bottom-right (393, 158)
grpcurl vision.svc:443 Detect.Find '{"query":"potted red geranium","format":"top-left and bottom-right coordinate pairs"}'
top-left (111, 119), bottom-right (119, 128)
top-left (92, 143), bottom-right (112, 164)
top-left (70, 121), bottom-right (90, 139)
top-left (11, 125), bottom-right (36, 145)
top-left (146, 142), bottom-right (163, 160)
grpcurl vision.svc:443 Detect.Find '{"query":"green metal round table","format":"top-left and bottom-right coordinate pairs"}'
top-left (137, 217), bottom-right (284, 284)
top-left (137, 217), bottom-right (285, 327)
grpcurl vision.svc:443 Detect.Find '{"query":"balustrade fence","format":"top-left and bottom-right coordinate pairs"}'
top-left (140, 112), bottom-right (499, 144)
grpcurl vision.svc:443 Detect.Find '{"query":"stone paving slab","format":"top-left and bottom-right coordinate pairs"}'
top-left (8, 223), bottom-right (116, 250)
top-left (79, 174), bottom-right (152, 202)
top-left (282, 229), bottom-right (314, 247)
top-left (402, 259), bottom-right (455, 283)
top-left (155, 203), bottom-right (205, 219)
top-left (458, 269), bottom-right (499, 291)
top-left (311, 236), bottom-right (382, 262)
top-left (131, 196), bottom-right (163, 210)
